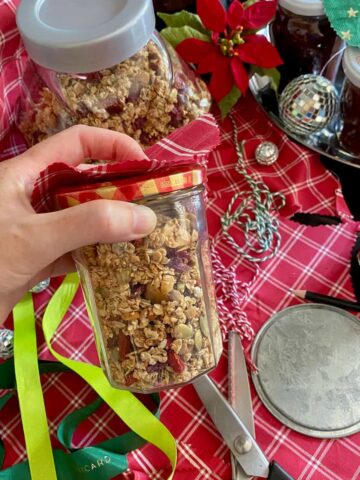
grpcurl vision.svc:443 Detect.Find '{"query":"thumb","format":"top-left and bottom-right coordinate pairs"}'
top-left (27, 200), bottom-right (157, 272)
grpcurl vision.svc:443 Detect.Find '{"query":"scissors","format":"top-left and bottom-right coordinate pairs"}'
top-left (193, 332), bottom-right (295, 480)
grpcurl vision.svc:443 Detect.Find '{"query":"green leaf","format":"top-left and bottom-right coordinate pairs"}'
top-left (243, 0), bottom-right (259, 7)
top-left (160, 26), bottom-right (210, 48)
top-left (218, 86), bottom-right (242, 119)
top-left (157, 11), bottom-right (209, 35)
top-left (250, 66), bottom-right (281, 92)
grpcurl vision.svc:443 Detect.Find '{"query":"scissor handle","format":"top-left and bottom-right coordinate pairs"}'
top-left (268, 461), bottom-right (296, 480)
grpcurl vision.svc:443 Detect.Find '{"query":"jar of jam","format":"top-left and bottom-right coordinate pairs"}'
top-left (339, 47), bottom-right (360, 157)
top-left (270, 0), bottom-right (339, 88)
top-left (54, 167), bottom-right (223, 393)
top-left (16, 0), bottom-right (211, 149)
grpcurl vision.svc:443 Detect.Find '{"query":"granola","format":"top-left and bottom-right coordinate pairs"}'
top-left (77, 210), bottom-right (221, 392)
top-left (19, 36), bottom-right (211, 148)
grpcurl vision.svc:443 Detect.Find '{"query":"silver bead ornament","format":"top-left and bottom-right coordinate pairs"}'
top-left (30, 278), bottom-right (50, 293)
top-left (255, 142), bottom-right (279, 166)
top-left (279, 74), bottom-right (338, 136)
top-left (0, 329), bottom-right (14, 359)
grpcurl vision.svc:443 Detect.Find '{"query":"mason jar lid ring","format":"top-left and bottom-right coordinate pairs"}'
top-left (54, 167), bottom-right (206, 209)
top-left (16, 0), bottom-right (155, 74)
top-left (278, 0), bottom-right (325, 16)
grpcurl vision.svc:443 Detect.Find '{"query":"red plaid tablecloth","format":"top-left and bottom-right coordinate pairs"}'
top-left (1, 2), bottom-right (360, 479)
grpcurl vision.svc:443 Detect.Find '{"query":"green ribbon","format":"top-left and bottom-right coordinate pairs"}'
top-left (0, 358), bottom-right (161, 479)
top-left (13, 293), bottom-right (58, 480)
top-left (6, 273), bottom-right (177, 480)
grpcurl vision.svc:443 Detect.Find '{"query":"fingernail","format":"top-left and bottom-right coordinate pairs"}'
top-left (132, 205), bottom-right (157, 235)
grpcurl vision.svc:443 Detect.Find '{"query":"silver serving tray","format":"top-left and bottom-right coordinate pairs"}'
top-left (249, 30), bottom-right (360, 169)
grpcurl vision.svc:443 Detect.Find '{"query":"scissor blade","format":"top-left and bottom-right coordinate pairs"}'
top-left (228, 331), bottom-right (255, 438)
top-left (228, 332), bottom-right (255, 479)
top-left (193, 374), bottom-right (269, 478)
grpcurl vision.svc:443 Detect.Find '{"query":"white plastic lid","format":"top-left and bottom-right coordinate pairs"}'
top-left (342, 47), bottom-right (360, 89)
top-left (278, 0), bottom-right (325, 16)
top-left (16, 0), bottom-right (155, 74)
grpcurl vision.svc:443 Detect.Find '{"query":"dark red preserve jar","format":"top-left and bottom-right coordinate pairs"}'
top-left (339, 47), bottom-right (360, 158)
top-left (270, 0), bottom-right (338, 87)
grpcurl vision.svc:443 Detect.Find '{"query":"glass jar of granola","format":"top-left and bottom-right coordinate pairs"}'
top-left (54, 168), bottom-right (222, 392)
top-left (16, 0), bottom-right (211, 148)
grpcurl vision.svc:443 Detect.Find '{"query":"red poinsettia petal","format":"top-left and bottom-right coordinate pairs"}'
top-left (231, 57), bottom-right (249, 95)
top-left (243, 0), bottom-right (277, 30)
top-left (197, 48), bottom-right (224, 74)
top-left (196, 0), bottom-right (227, 33)
top-left (176, 38), bottom-right (214, 65)
top-left (227, 0), bottom-right (245, 30)
top-left (208, 56), bottom-right (234, 101)
top-left (237, 34), bottom-right (283, 67)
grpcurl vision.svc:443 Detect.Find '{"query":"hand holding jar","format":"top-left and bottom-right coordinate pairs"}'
top-left (0, 126), bottom-right (156, 323)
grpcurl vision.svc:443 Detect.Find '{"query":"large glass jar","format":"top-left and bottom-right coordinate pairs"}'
top-left (339, 47), bottom-right (360, 157)
top-left (270, 0), bottom-right (339, 89)
top-left (54, 168), bottom-right (223, 393)
top-left (16, 0), bottom-right (211, 148)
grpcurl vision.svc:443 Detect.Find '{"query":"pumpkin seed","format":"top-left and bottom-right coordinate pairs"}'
top-left (174, 324), bottom-right (194, 339)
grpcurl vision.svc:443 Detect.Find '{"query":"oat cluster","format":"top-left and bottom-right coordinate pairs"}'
top-left (78, 210), bottom-right (221, 391)
top-left (20, 38), bottom-right (211, 148)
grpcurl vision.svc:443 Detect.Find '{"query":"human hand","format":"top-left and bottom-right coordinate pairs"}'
top-left (0, 126), bottom-right (157, 323)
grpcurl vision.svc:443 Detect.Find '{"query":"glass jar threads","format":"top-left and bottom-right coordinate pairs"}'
top-left (54, 168), bottom-right (222, 392)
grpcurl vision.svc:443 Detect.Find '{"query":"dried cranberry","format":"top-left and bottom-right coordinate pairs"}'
top-left (148, 52), bottom-right (158, 62)
top-left (133, 117), bottom-right (147, 130)
top-left (168, 257), bottom-right (191, 272)
top-left (147, 363), bottom-right (165, 373)
top-left (166, 247), bottom-right (177, 258)
top-left (107, 335), bottom-right (118, 348)
top-left (166, 335), bottom-right (173, 350)
top-left (131, 283), bottom-right (146, 297)
top-left (177, 88), bottom-right (187, 106)
top-left (119, 332), bottom-right (133, 360)
top-left (85, 72), bottom-right (102, 83)
top-left (169, 106), bottom-right (183, 128)
top-left (140, 132), bottom-right (151, 145)
top-left (125, 374), bottom-right (137, 386)
top-left (106, 103), bottom-right (124, 115)
top-left (168, 351), bottom-right (185, 373)
top-left (132, 239), bottom-right (144, 248)
top-left (174, 77), bottom-right (186, 90)
top-left (149, 62), bottom-right (161, 75)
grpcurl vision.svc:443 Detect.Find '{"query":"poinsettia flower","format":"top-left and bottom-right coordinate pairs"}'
top-left (177, 0), bottom-right (282, 102)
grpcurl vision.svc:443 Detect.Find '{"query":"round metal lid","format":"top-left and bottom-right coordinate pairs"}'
top-left (251, 304), bottom-right (360, 438)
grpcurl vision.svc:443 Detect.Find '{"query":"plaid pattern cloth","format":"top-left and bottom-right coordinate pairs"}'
top-left (1, 2), bottom-right (360, 479)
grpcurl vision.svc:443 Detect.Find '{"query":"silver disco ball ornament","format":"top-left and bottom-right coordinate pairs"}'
top-left (30, 278), bottom-right (50, 294)
top-left (279, 74), bottom-right (338, 136)
top-left (0, 329), bottom-right (14, 359)
top-left (255, 141), bottom-right (279, 166)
